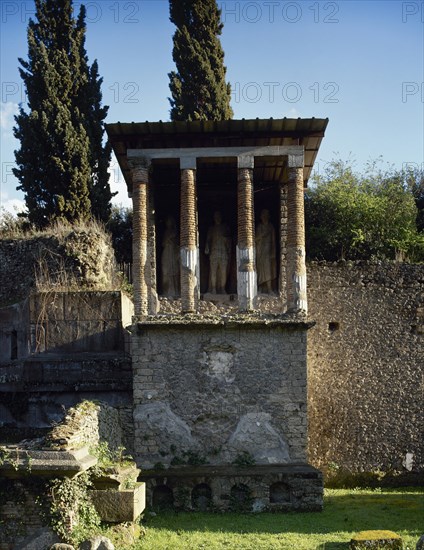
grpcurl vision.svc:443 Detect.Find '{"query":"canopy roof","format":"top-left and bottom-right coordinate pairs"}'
top-left (106, 117), bottom-right (329, 195)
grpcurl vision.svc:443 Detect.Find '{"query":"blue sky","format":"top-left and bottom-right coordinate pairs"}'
top-left (0, 0), bottom-right (423, 213)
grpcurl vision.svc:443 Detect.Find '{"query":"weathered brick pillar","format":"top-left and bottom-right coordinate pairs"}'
top-left (131, 164), bottom-right (149, 318)
top-left (286, 163), bottom-right (307, 313)
top-left (237, 156), bottom-right (257, 311)
top-left (147, 185), bottom-right (159, 314)
top-left (180, 158), bottom-right (199, 313)
top-left (279, 182), bottom-right (288, 305)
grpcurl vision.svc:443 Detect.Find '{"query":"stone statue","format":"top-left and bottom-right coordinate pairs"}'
top-left (161, 216), bottom-right (179, 297)
top-left (205, 211), bottom-right (231, 294)
top-left (255, 208), bottom-right (276, 293)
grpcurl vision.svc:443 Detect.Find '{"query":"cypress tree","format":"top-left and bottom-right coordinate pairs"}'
top-left (168, 0), bottom-right (233, 121)
top-left (76, 8), bottom-right (114, 222)
top-left (14, 0), bottom-right (112, 227)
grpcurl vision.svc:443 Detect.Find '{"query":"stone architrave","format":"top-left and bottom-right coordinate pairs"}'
top-left (237, 156), bottom-right (257, 311)
top-left (286, 158), bottom-right (307, 313)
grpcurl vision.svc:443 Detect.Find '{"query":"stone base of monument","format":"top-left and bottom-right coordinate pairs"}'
top-left (140, 464), bottom-right (323, 512)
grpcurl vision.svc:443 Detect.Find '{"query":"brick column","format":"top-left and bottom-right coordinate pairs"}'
top-left (286, 162), bottom-right (307, 313)
top-left (237, 156), bottom-right (257, 311)
top-left (279, 182), bottom-right (288, 305)
top-left (131, 163), bottom-right (149, 318)
top-left (180, 158), bottom-right (199, 313)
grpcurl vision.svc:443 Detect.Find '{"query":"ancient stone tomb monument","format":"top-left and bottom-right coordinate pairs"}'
top-left (107, 117), bottom-right (328, 511)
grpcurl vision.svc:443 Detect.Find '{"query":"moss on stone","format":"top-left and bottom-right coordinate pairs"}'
top-left (350, 530), bottom-right (402, 549)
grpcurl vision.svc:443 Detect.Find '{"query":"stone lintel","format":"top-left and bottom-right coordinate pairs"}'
top-left (128, 145), bottom-right (304, 162)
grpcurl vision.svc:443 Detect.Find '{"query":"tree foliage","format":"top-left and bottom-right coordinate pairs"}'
top-left (406, 166), bottom-right (424, 233)
top-left (14, 0), bottom-right (113, 228)
top-left (106, 205), bottom-right (133, 264)
top-left (168, 0), bottom-right (233, 121)
top-left (305, 158), bottom-right (423, 262)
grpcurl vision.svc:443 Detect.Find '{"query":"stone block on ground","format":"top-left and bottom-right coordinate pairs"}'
top-left (14, 527), bottom-right (59, 549)
top-left (350, 530), bottom-right (403, 549)
top-left (79, 536), bottom-right (114, 550)
top-left (49, 544), bottom-right (75, 550)
top-left (90, 482), bottom-right (145, 522)
top-left (107, 523), bottom-right (144, 547)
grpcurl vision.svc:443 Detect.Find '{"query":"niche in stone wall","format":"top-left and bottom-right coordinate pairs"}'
top-left (152, 160), bottom-right (181, 298)
top-left (197, 159), bottom-right (238, 295)
top-left (10, 330), bottom-right (18, 360)
top-left (269, 482), bottom-right (291, 504)
top-left (152, 484), bottom-right (174, 510)
top-left (328, 322), bottom-right (340, 333)
top-left (230, 483), bottom-right (251, 509)
top-left (254, 178), bottom-right (281, 295)
top-left (191, 483), bottom-right (212, 511)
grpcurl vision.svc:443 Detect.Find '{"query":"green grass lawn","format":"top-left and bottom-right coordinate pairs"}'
top-left (126, 488), bottom-right (423, 550)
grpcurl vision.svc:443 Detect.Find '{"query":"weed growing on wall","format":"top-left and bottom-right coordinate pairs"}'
top-left (0, 446), bottom-right (32, 472)
top-left (232, 451), bottom-right (256, 467)
top-left (90, 441), bottom-right (133, 468)
top-left (170, 450), bottom-right (208, 466)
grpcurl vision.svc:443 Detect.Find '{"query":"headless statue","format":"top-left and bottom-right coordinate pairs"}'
top-left (205, 211), bottom-right (231, 294)
top-left (161, 216), bottom-right (179, 297)
top-left (255, 208), bottom-right (276, 293)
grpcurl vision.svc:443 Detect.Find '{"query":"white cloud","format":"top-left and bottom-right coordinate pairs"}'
top-left (0, 197), bottom-right (26, 216)
top-left (0, 185), bottom-right (26, 216)
top-left (0, 102), bottom-right (19, 132)
top-left (284, 107), bottom-right (301, 118)
top-left (109, 152), bottom-right (132, 208)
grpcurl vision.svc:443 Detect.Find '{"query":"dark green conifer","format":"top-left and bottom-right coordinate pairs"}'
top-left (76, 8), bottom-right (114, 222)
top-left (14, 0), bottom-right (112, 227)
top-left (168, 0), bottom-right (233, 121)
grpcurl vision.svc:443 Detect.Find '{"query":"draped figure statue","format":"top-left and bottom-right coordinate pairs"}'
top-left (255, 209), bottom-right (276, 293)
top-left (161, 216), bottom-right (180, 297)
top-left (205, 211), bottom-right (231, 294)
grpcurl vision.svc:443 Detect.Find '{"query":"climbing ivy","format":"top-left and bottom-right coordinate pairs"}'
top-left (48, 472), bottom-right (100, 545)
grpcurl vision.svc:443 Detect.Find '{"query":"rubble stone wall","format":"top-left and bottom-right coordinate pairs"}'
top-left (46, 401), bottom-right (124, 452)
top-left (307, 262), bottom-right (424, 473)
top-left (0, 291), bottom-right (133, 363)
top-left (0, 479), bottom-right (47, 550)
top-left (132, 320), bottom-right (309, 469)
top-left (0, 226), bottom-right (117, 308)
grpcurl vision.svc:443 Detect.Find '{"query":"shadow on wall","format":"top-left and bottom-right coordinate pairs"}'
top-left (0, 291), bottom-right (133, 362)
